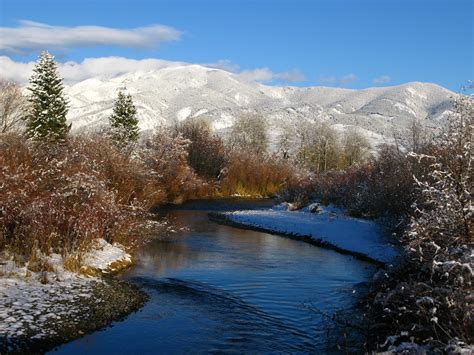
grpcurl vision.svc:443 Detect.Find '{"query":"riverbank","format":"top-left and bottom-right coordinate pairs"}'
top-left (210, 203), bottom-right (398, 265)
top-left (51, 201), bottom-right (377, 353)
top-left (0, 239), bottom-right (148, 354)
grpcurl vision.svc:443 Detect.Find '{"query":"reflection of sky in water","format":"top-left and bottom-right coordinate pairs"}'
top-left (53, 203), bottom-right (377, 354)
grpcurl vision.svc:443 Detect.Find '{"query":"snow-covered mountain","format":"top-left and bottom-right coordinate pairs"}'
top-left (65, 64), bottom-right (455, 147)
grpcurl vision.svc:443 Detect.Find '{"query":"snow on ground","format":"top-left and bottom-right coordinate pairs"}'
top-left (212, 112), bottom-right (234, 130)
top-left (82, 238), bottom-right (132, 272)
top-left (0, 271), bottom-right (95, 342)
top-left (0, 256), bottom-right (96, 344)
top-left (192, 108), bottom-right (208, 118)
top-left (221, 203), bottom-right (398, 264)
top-left (176, 107), bottom-right (192, 121)
top-left (0, 239), bottom-right (131, 346)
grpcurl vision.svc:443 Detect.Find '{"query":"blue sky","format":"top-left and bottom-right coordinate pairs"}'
top-left (0, 0), bottom-right (472, 90)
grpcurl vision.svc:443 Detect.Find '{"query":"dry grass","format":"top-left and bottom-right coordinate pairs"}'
top-left (220, 152), bottom-right (298, 197)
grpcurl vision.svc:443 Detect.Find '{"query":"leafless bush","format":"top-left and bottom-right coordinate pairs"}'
top-left (364, 94), bottom-right (473, 352)
top-left (228, 115), bottom-right (268, 156)
top-left (174, 119), bottom-right (227, 179)
top-left (0, 79), bottom-right (28, 134)
top-left (0, 134), bottom-right (155, 260)
top-left (139, 127), bottom-right (210, 203)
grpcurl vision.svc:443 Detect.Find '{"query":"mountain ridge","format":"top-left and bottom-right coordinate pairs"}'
top-left (64, 64), bottom-right (456, 148)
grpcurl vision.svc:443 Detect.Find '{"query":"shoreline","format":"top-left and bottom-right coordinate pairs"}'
top-left (207, 199), bottom-right (400, 266)
top-left (0, 239), bottom-right (149, 354)
top-left (209, 212), bottom-right (387, 267)
top-left (0, 276), bottom-right (147, 354)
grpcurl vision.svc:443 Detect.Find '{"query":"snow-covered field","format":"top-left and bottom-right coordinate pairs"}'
top-left (0, 239), bottom-right (133, 350)
top-left (219, 203), bottom-right (398, 264)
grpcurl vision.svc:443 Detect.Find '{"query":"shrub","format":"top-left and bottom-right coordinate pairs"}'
top-left (288, 144), bottom-right (433, 218)
top-left (220, 151), bottom-right (297, 197)
top-left (174, 119), bottom-right (227, 179)
top-left (139, 127), bottom-right (210, 203)
top-left (363, 94), bottom-right (473, 352)
top-left (0, 134), bottom-right (155, 260)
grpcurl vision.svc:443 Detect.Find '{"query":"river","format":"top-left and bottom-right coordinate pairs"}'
top-left (52, 199), bottom-right (377, 353)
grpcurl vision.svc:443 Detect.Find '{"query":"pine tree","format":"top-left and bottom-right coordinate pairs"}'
top-left (25, 51), bottom-right (70, 141)
top-left (109, 91), bottom-right (139, 150)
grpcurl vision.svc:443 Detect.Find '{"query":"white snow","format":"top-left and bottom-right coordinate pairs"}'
top-left (192, 108), bottom-right (208, 118)
top-left (82, 238), bottom-right (132, 272)
top-left (176, 107), bottom-right (192, 122)
top-left (406, 87), bottom-right (427, 100)
top-left (212, 112), bottom-right (234, 130)
top-left (0, 238), bottom-right (132, 342)
top-left (222, 204), bottom-right (398, 264)
top-left (61, 65), bottom-right (455, 149)
top-left (0, 275), bottom-right (95, 341)
top-left (0, 255), bottom-right (95, 341)
top-left (234, 93), bottom-right (250, 105)
top-left (394, 102), bottom-right (416, 116)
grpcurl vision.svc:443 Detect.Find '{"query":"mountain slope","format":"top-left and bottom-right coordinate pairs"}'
top-left (65, 64), bottom-right (455, 147)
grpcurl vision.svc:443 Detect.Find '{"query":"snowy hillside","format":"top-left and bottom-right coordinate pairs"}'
top-left (65, 64), bottom-right (455, 147)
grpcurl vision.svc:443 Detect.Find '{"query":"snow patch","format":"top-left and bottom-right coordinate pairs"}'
top-left (176, 107), bottom-right (192, 122)
top-left (394, 102), bottom-right (416, 116)
top-left (82, 239), bottom-right (131, 272)
top-left (222, 204), bottom-right (398, 264)
top-left (212, 112), bottom-right (234, 131)
top-left (0, 238), bottom-right (133, 343)
top-left (234, 93), bottom-right (250, 105)
top-left (192, 109), bottom-right (208, 118)
top-left (407, 87), bottom-right (427, 100)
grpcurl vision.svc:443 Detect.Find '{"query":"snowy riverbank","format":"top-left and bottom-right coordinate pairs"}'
top-left (0, 239), bottom-right (146, 353)
top-left (211, 203), bottom-right (399, 265)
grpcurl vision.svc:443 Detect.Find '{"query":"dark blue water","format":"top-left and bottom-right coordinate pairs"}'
top-left (52, 200), bottom-right (376, 353)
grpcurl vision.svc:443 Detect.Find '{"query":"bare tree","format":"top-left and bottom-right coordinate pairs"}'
top-left (0, 79), bottom-right (28, 133)
top-left (342, 127), bottom-right (370, 167)
top-left (175, 118), bottom-right (227, 178)
top-left (297, 122), bottom-right (339, 172)
top-left (229, 115), bottom-right (268, 156)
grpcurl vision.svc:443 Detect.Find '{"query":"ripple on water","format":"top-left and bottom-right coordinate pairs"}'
top-left (51, 205), bottom-right (377, 354)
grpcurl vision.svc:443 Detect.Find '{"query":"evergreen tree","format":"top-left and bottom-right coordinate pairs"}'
top-left (109, 91), bottom-right (139, 149)
top-left (25, 51), bottom-right (70, 141)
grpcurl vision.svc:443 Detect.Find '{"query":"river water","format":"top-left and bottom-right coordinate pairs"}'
top-left (53, 200), bottom-right (376, 353)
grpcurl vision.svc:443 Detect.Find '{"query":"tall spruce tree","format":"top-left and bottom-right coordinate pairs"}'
top-left (25, 51), bottom-right (70, 141)
top-left (109, 90), bottom-right (139, 149)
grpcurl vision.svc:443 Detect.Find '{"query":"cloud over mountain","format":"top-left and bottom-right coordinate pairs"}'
top-left (319, 73), bottom-right (359, 87)
top-left (0, 56), bottom-right (185, 84)
top-left (0, 56), bottom-right (305, 85)
top-left (373, 75), bottom-right (391, 85)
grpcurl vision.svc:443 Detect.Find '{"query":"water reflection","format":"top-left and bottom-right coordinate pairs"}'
top-left (53, 201), bottom-right (376, 354)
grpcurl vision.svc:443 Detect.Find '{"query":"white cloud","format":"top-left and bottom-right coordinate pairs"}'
top-left (59, 57), bottom-right (185, 82)
top-left (0, 20), bottom-right (181, 53)
top-left (204, 59), bottom-right (241, 73)
top-left (0, 56), bottom-right (186, 84)
top-left (275, 69), bottom-right (306, 83)
top-left (373, 75), bottom-right (391, 85)
top-left (0, 56), bottom-right (35, 84)
top-left (319, 73), bottom-right (359, 87)
top-left (204, 61), bottom-right (305, 83)
top-left (239, 67), bottom-right (305, 83)
top-left (239, 67), bottom-right (275, 82)
top-left (0, 55), bottom-right (306, 85)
